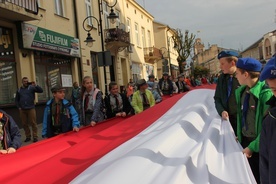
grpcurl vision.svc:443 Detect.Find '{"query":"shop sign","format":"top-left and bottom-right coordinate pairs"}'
top-left (0, 27), bottom-right (14, 56)
top-left (19, 23), bottom-right (80, 57)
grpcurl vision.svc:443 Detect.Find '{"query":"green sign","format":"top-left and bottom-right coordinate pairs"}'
top-left (20, 23), bottom-right (80, 57)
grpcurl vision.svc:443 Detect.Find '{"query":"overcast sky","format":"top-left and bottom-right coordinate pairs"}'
top-left (136, 0), bottom-right (276, 51)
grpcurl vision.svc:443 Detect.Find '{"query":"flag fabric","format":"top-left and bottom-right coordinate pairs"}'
top-left (71, 89), bottom-right (256, 184)
top-left (0, 85), bottom-right (256, 184)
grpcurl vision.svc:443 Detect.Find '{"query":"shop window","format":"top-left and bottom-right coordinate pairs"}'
top-left (34, 52), bottom-right (73, 102)
top-left (0, 27), bottom-right (17, 106)
top-left (0, 61), bottom-right (17, 105)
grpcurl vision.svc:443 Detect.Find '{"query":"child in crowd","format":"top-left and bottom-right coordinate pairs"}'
top-left (71, 81), bottom-right (81, 115)
top-left (214, 50), bottom-right (239, 134)
top-left (259, 56), bottom-right (276, 184)
top-left (131, 79), bottom-right (155, 114)
top-left (0, 110), bottom-right (21, 154)
top-left (104, 82), bottom-right (131, 119)
top-left (158, 72), bottom-right (173, 96)
top-left (195, 76), bottom-right (202, 86)
top-left (175, 74), bottom-right (190, 93)
top-left (235, 57), bottom-right (272, 183)
top-left (80, 76), bottom-right (104, 126)
top-left (147, 74), bottom-right (162, 103)
top-left (42, 86), bottom-right (80, 138)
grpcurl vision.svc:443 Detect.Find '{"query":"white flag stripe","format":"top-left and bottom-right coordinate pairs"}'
top-left (71, 89), bottom-right (256, 184)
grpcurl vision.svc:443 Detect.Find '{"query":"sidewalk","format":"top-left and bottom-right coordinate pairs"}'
top-left (20, 123), bottom-right (43, 147)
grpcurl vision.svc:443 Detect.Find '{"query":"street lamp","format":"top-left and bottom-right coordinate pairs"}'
top-left (82, 0), bottom-right (118, 95)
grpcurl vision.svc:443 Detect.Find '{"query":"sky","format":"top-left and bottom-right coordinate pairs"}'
top-left (136, 0), bottom-right (276, 51)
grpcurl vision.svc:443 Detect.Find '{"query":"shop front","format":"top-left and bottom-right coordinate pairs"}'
top-left (0, 26), bottom-right (17, 106)
top-left (1, 23), bottom-right (81, 127)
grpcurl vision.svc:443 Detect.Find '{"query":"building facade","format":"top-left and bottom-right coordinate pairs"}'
top-left (153, 21), bottom-right (179, 79)
top-left (193, 39), bottom-right (224, 75)
top-left (0, 0), bottom-right (82, 124)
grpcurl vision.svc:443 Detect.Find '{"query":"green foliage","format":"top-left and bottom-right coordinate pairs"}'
top-left (172, 29), bottom-right (195, 74)
top-left (193, 65), bottom-right (210, 77)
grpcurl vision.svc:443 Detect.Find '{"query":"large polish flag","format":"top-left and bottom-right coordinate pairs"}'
top-left (0, 86), bottom-right (256, 184)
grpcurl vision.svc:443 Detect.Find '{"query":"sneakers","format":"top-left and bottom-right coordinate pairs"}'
top-left (24, 138), bottom-right (31, 142)
top-left (33, 138), bottom-right (38, 143)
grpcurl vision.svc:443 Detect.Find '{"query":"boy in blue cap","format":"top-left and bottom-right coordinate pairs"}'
top-left (259, 56), bottom-right (276, 184)
top-left (214, 50), bottom-right (239, 133)
top-left (42, 85), bottom-right (80, 138)
top-left (235, 57), bottom-right (273, 183)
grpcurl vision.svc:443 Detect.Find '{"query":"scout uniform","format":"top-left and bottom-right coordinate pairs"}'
top-left (259, 56), bottom-right (276, 184)
top-left (235, 57), bottom-right (272, 183)
top-left (214, 50), bottom-right (239, 134)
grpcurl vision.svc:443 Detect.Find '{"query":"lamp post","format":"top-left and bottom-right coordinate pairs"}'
top-left (82, 0), bottom-right (118, 95)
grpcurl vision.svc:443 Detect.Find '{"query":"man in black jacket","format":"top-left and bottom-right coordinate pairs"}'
top-left (175, 74), bottom-right (190, 93)
top-left (158, 72), bottom-right (173, 96)
top-left (15, 77), bottom-right (43, 143)
top-left (0, 110), bottom-right (21, 154)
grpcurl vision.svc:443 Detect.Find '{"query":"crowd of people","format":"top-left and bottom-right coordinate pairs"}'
top-left (214, 50), bottom-right (276, 184)
top-left (1, 50), bottom-right (276, 184)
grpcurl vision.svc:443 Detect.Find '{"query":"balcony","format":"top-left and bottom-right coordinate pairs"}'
top-left (104, 27), bottom-right (130, 53)
top-left (0, 0), bottom-right (39, 21)
top-left (144, 47), bottom-right (163, 63)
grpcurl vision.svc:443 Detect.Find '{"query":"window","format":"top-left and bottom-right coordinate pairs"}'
top-left (0, 61), bottom-right (17, 105)
top-left (135, 23), bottom-right (140, 46)
top-left (115, 10), bottom-right (121, 27)
top-left (34, 52), bottom-right (73, 101)
top-left (85, 0), bottom-right (93, 26)
top-left (103, 1), bottom-right (110, 29)
top-left (126, 18), bottom-right (131, 42)
top-left (132, 63), bottom-right (141, 83)
top-left (0, 27), bottom-right (17, 106)
top-left (147, 30), bottom-right (151, 47)
top-left (141, 27), bottom-right (146, 48)
top-left (54, 0), bottom-right (65, 16)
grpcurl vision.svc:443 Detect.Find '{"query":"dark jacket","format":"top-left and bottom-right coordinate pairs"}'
top-left (104, 93), bottom-right (131, 119)
top-left (42, 99), bottom-right (80, 138)
top-left (260, 96), bottom-right (276, 184)
top-left (0, 110), bottom-right (21, 150)
top-left (175, 81), bottom-right (190, 93)
top-left (15, 85), bottom-right (43, 109)
top-left (158, 78), bottom-right (173, 95)
top-left (214, 73), bottom-right (239, 116)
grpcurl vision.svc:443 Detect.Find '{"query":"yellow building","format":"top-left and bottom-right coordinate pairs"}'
top-left (153, 21), bottom-right (179, 79)
top-left (0, 0), bottom-right (175, 124)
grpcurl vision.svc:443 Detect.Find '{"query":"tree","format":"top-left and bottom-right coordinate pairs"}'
top-left (172, 29), bottom-right (195, 74)
top-left (193, 65), bottom-right (210, 77)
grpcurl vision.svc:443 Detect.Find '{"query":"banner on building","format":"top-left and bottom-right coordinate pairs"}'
top-left (17, 23), bottom-right (80, 57)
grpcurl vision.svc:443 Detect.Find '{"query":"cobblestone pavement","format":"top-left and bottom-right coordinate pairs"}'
top-left (20, 123), bottom-right (43, 147)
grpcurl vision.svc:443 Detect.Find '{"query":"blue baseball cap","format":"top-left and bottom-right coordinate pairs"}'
top-left (217, 50), bottom-right (239, 59)
top-left (260, 57), bottom-right (276, 81)
top-left (236, 58), bottom-right (262, 72)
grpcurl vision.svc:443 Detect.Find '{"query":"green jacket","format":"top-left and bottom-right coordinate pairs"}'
top-left (131, 89), bottom-right (155, 114)
top-left (235, 81), bottom-right (272, 152)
